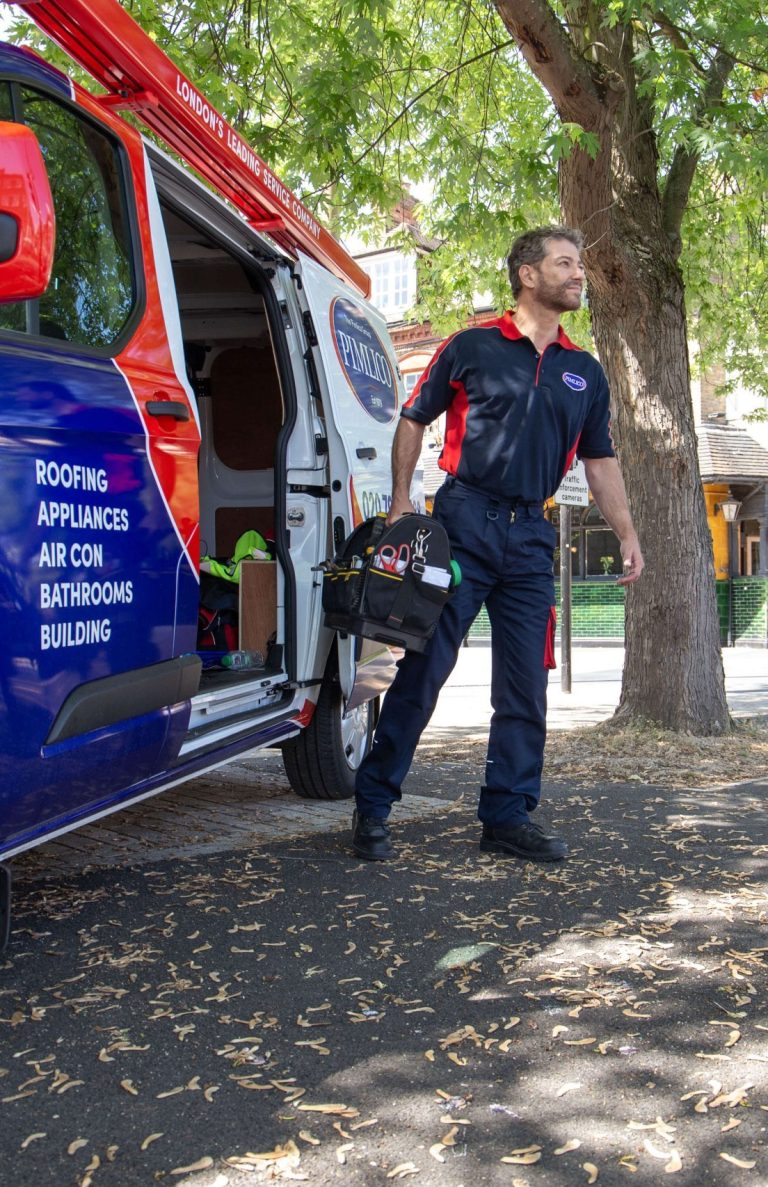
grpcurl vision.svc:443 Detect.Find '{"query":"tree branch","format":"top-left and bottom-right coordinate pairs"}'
top-left (653, 10), bottom-right (768, 77)
top-left (662, 46), bottom-right (736, 256)
top-left (492, 0), bottom-right (606, 126)
top-left (317, 36), bottom-right (519, 183)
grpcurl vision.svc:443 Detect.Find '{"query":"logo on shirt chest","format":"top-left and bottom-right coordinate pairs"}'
top-left (562, 371), bottom-right (587, 392)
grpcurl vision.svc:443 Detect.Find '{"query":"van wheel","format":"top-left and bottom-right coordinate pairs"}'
top-left (282, 680), bottom-right (377, 800)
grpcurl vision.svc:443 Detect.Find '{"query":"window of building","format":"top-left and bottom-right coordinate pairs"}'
top-left (403, 372), bottom-right (420, 396)
top-left (365, 252), bottom-right (415, 317)
top-left (742, 520), bottom-right (760, 575)
top-left (0, 86), bottom-right (136, 348)
top-left (549, 503), bottom-right (622, 579)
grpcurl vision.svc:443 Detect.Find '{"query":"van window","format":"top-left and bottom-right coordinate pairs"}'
top-left (0, 88), bottom-right (135, 346)
top-left (0, 82), bottom-right (11, 120)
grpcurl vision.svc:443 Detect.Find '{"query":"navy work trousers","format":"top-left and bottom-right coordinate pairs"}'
top-left (354, 479), bottom-right (557, 826)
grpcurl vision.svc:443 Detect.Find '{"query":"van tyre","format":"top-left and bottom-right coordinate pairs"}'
top-left (282, 680), bottom-right (376, 800)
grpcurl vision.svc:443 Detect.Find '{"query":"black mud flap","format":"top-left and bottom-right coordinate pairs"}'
top-left (0, 865), bottom-right (10, 953)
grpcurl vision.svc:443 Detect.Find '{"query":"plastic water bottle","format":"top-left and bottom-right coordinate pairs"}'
top-left (221, 649), bottom-right (265, 670)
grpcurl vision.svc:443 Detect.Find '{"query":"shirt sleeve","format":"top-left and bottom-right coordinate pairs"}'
top-left (577, 365), bottom-right (615, 459)
top-left (401, 334), bottom-right (460, 425)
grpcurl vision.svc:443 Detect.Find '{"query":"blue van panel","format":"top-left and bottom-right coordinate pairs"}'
top-left (0, 708), bottom-right (300, 860)
top-left (0, 344), bottom-right (196, 845)
top-left (1, 700), bottom-right (190, 854)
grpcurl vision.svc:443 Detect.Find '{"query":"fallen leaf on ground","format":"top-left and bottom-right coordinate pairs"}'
top-left (386, 1163), bottom-right (419, 1178)
top-left (583, 1163), bottom-right (599, 1183)
top-left (644, 1140), bottom-right (673, 1160)
top-left (170, 1156), bottom-right (214, 1175)
top-left (554, 1139), bottom-right (581, 1155)
top-left (719, 1153), bottom-right (756, 1168)
top-left (140, 1134), bottom-right (163, 1151)
top-left (21, 1133), bottom-right (46, 1150)
top-left (298, 1102), bottom-right (359, 1117)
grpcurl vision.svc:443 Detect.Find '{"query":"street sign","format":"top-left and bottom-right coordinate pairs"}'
top-left (555, 458), bottom-right (590, 506)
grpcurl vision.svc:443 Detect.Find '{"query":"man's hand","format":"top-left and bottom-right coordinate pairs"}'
top-left (386, 496), bottom-right (416, 525)
top-left (617, 534), bottom-right (644, 586)
top-left (583, 457), bottom-right (644, 586)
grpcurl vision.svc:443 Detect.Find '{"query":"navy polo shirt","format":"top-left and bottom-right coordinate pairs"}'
top-left (402, 311), bottom-right (614, 502)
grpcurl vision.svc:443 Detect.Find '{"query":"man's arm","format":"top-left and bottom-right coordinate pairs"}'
top-left (387, 416), bottom-right (426, 524)
top-left (582, 456), bottom-right (644, 586)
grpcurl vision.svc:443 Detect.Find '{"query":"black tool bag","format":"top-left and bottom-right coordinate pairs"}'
top-left (321, 514), bottom-right (455, 652)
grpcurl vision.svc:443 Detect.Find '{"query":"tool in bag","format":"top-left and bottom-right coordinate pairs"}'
top-left (320, 513), bottom-right (460, 653)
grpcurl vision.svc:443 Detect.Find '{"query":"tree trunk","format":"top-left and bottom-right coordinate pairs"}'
top-left (493, 0), bottom-right (730, 734)
top-left (576, 211), bottom-right (730, 733)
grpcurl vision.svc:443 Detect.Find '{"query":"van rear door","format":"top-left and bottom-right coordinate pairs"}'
top-left (293, 252), bottom-right (402, 695)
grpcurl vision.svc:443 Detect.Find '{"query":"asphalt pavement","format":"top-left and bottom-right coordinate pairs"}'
top-left (3, 645), bottom-right (768, 1187)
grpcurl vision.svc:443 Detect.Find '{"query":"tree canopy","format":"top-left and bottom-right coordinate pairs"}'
top-left (11, 2), bottom-right (767, 376)
top-left (9, 0), bottom-right (768, 732)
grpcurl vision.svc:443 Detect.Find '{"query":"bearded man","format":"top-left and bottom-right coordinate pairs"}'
top-left (352, 226), bottom-right (643, 863)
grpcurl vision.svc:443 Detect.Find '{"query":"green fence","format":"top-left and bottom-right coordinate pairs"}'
top-left (469, 580), bottom-right (626, 641)
top-left (717, 577), bottom-right (768, 646)
top-left (469, 577), bottom-right (768, 645)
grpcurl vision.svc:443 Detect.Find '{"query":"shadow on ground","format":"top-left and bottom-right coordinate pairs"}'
top-left (2, 767), bottom-right (767, 1186)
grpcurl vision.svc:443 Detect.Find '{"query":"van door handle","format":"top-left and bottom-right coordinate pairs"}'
top-left (146, 400), bottom-right (190, 421)
top-left (356, 446), bottom-right (377, 459)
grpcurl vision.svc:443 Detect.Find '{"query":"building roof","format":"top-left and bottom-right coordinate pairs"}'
top-left (697, 422), bottom-right (768, 483)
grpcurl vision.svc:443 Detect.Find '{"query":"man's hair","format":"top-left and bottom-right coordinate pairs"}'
top-left (506, 226), bottom-right (584, 298)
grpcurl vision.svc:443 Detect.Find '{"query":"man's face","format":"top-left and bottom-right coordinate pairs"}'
top-left (522, 238), bottom-right (585, 312)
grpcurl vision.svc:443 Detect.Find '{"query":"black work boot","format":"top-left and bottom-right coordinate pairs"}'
top-left (480, 821), bottom-right (567, 862)
top-left (352, 810), bottom-right (394, 861)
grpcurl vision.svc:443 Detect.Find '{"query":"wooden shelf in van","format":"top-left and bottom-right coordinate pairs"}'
top-left (238, 560), bottom-right (277, 658)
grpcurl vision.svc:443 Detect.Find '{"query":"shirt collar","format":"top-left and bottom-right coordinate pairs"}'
top-left (495, 310), bottom-right (580, 350)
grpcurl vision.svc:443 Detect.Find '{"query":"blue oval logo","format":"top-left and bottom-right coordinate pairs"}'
top-left (332, 298), bottom-right (397, 423)
top-left (563, 371), bottom-right (587, 392)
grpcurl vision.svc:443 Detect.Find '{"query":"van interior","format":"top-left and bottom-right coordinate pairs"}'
top-left (158, 199), bottom-right (289, 706)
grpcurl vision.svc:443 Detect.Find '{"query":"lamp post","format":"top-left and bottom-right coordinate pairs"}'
top-left (718, 494), bottom-right (741, 647)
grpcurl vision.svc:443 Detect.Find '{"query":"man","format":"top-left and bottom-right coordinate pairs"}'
top-left (352, 226), bottom-right (643, 863)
